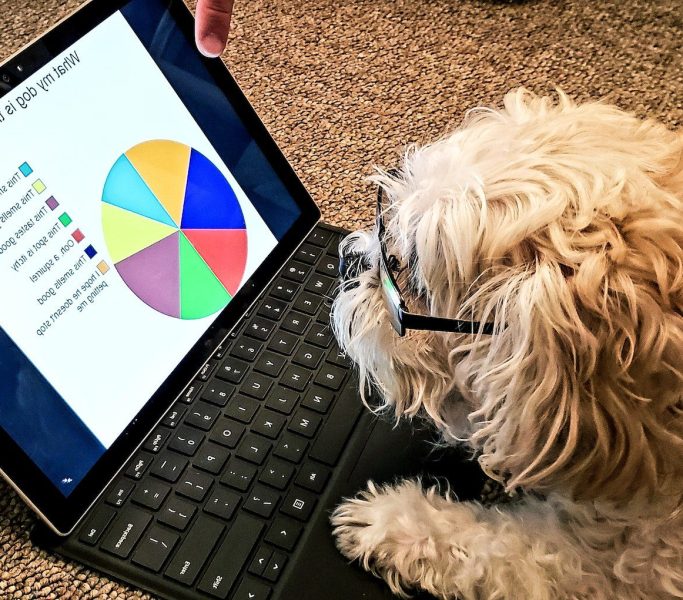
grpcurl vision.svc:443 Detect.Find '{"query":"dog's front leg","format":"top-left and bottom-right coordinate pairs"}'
top-left (331, 479), bottom-right (609, 600)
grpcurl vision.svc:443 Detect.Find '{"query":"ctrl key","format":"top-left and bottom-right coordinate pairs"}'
top-left (100, 507), bottom-right (151, 558)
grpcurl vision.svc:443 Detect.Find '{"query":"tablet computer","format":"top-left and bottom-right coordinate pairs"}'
top-left (0, 0), bottom-right (320, 535)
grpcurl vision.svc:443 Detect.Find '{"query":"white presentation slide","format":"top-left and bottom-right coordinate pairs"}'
top-left (0, 12), bottom-right (277, 447)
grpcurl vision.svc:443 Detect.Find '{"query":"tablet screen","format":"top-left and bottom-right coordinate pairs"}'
top-left (0, 0), bottom-right (310, 506)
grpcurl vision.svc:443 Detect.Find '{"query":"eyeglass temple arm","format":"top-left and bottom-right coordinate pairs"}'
top-left (402, 311), bottom-right (497, 335)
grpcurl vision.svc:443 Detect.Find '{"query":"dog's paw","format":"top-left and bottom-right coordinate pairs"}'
top-left (331, 478), bottom-right (455, 596)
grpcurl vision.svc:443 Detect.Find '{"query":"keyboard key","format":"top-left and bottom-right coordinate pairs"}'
top-left (225, 395), bottom-right (260, 423)
top-left (265, 516), bottom-right (302, 551)
top-left (305, 323), bottom-right (333, 348)
top-left (221, 458), bottom-right (257, 491)
top-left (204, 487), bottom-right (240, 521)
top-left (310, 386), bottom-right (364, 465)
top-left (162, 404), bottom-right (186, 428)
top-left (244, 484), bottom-right (280, 518)
top-left (282, 260), bottom-right (310, 283)
top-left (150, 452), bottom-right (187, 483)
top-left (293, 291), bottom-right (322, 315)
top-left (295, 243), bottom-right (322, 264)
top-left (314, 363), bottom-right (346, 390)
top-left (131, 480), bottom-right (170, 511)
top-left (245, 315), bottom-right (277, 341)
top-left (159, 497), bottom-right (196, 531)
top-left (232, 578), bottom-right (272, 600)
top-left (267, 331), bottom-right (298, 356)
top-left (231, 339), bottom-right (263, 362)
top-left (197, 514), bottom-right (265, 599)
top-left (281, 311), bottom-right (311, 335)
top-left (209, 417), bottom-right (245, 448)
top-left (259, 458), bottom-right (295, 490)
top-left (281, 488), bottom-right (317, 521)
top-left (254, 351), bottom-right (286, 377)
top-left (263, 551), bottom-right (287, 583)
top-left (177, 469), bottom-right (213, 502)
top-left (273, 433), bottom-right (308, 464)
top-left (198, 361), bottom-right (217, 382)
top-left (101, 507), bottom-right (152, 558)
top-left (143, 428), bottom-right (170, 453)
top-left (307, 228), bottom-right (333, 247)
top-left (168, 426), bottom-right (204, 456)
top-left (131, 525), bottom-right (179, 572)
top-left (79, 506), bottom-right (116, 546)
top-left (288, 409), bottom-right (322, 438)
top-left (185, 402), bottom-right (220, 431)
top-left (240, 372), bottom-right (273, 400)
top-left (293, 344), bottom-right (324, 370)
top-left (302, 387), bottom-right (335, 414)
top-left (271, 279), bottom-right (299, 302)
top-left (295, 461), bottom-right (331, 493)
top-left (315, 254), bottom-right (340, 277)
top-left (237, 434), bottom-right (272, 465)
top-left (125, 453), bottom-right (153, 480)
top-left (217, 357), bottom-right (249, 384)
top-left (258, 298), bottom-right (286, 321)
top-left (180, 382), bottom-right (202, 404)
top-left (251, 410), bottom-right (286, 440)
top-left (193, 442), bottom-right (229, 474)
top-left (106, 479), bottom-right (135, 508)
top-left (265, 386), bottom-right (299, 415)
top-left (248, 546), bottom-right (273, 576)
top-left (165, 516), bottom-right (224, 586)
top-left (304, 274), bottom-right (335, 296)
top-left (327, 348), bottom-right (353, 368)
top-left (201, 380), bottom-right (235, 407)
top-left (280, 365), bottom-right (312, 391)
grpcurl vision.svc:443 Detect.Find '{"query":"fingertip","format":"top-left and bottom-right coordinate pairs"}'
top-left (196, 33), bottom-right (226, 58)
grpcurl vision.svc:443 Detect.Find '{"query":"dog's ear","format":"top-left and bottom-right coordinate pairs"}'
top-left (465, 185), bottom-right (683, 503)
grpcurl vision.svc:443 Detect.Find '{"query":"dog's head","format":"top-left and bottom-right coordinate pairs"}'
top-left (332, 89), bottom-right (683, 502)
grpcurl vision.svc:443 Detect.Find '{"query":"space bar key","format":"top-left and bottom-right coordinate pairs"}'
top-left (197, 514), bottom-right (265, 599)
top-left (309, 384), bottom-right (364, 466)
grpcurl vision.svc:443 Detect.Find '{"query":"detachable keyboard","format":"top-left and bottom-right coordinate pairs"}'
top-left (45, 223), bottom-right (367, 600)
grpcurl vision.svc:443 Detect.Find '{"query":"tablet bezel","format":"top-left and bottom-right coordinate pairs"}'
top-left (0, 0), bottom-right (321, 535)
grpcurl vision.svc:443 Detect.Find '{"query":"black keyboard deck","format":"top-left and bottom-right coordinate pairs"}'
top-left (65, 224), bottom-right (364, 600)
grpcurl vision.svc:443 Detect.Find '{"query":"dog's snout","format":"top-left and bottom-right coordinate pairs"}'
top-left (339, 250), bottom-right (372, 281)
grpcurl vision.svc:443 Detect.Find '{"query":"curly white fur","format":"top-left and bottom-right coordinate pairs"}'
top-left (330, 89), bottom-right (683, 599)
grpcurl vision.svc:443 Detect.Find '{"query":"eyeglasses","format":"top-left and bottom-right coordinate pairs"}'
top-left (376, 178), bottom-right (497, 337)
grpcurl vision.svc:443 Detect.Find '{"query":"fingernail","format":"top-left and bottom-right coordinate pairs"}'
top-left (197, 33), bottom-right (225, 58)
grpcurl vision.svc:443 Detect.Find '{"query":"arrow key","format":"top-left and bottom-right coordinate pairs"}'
top-left (264, 516), bottom-right (302, 551)
top-left (248, 545), bottom-right (273, 577)
top-left (232, 578), bottom-right (272, 600)
top-left (263, 551), bottom-right (287, 583)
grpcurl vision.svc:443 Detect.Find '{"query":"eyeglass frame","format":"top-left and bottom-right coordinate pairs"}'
top-left (376, 177), bottom-right (497, 337)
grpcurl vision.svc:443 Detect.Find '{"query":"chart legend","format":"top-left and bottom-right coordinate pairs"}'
top-left (33, 180), bottom-right (46, 194)
top-left (19, 162), bottom-right (33, 177)
top-left (46, 197), bottom-right (59, 211)
top-left (85, 245), bottom-right (97, 259)
top-left (59, 213), bottom-right (72, 227)
top-left (97, 261), bottom-right (109, 275)
top-left (101, 139), bottom-right (248, 320)
top-left (72, 229), bottom-right (85, 243)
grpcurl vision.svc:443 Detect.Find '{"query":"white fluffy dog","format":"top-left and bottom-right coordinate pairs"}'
top-left (330, 89), bottom-right (683, 600)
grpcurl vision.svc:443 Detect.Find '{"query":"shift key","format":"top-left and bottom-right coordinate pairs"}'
top-left (100, 507), bottom-right (151, 558)
top-left (165, 516), bottom-right (224, 586)
top-left (198, 514), bottom-right (264, 598)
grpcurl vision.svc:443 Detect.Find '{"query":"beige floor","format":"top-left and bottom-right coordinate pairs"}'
top-left (1, 0), bottom-right (682, 597)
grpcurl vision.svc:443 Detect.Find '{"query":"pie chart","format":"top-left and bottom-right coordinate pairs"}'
top-left (101, 139), bottom-right (248, 319)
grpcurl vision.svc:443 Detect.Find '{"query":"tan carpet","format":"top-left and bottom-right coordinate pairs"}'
top-left (0, 0), bottom-right (682, 597)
